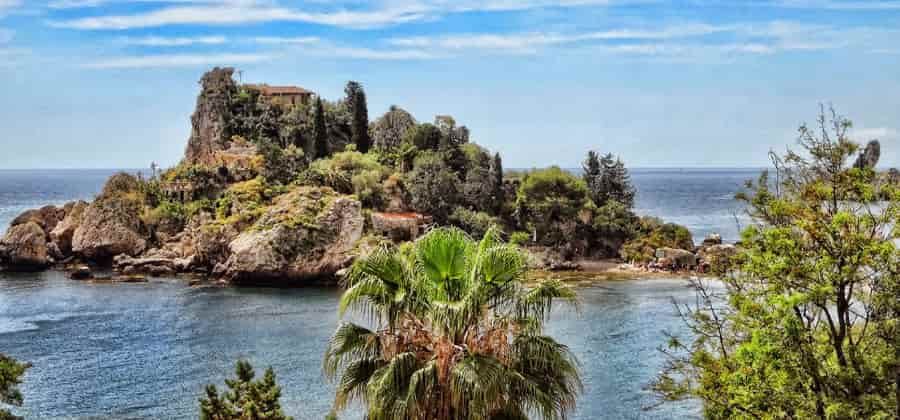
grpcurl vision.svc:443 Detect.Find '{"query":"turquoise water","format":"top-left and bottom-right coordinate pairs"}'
top-left (0, 169), bottom-right (752, 419)
top-left (2, 271), bottom-right (700, 419)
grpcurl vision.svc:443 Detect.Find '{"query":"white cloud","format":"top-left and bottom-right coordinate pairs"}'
top-left (119, 35), bottom-right (227, 46)
top-left (772, 0), bottom-right (900, 10)
top-left (48, 0), bottom-right (224, 8)
top-left (852, 127), bottom-right (898, 141)
top-left (49, 3), bottom-right (428, 30)
top-left (324, 46), bottom-right (439, 60)
top-left (389, 24), bottom-right (731, 53)
top-left (251, 36), bottom-right (320, 45)
top-left (83, 52), bottom-right (274, 68)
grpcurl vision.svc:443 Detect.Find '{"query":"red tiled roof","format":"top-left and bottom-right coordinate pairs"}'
top-left (245, 84), bottom-right (312, 96)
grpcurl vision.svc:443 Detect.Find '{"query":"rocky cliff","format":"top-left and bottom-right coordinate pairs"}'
top-left (183, 67), bottom-right (238, 166)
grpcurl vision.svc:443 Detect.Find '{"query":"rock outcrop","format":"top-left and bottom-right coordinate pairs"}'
top-left (10, 205), bottom-right (66, 235)
top-left (654, 247), bottom-right (697, 269)
top-left (216, 187), bottom-right (363, 284)
top-left (853, 140), bottom-right (880, 169)
top-left (71, 174), bottom-right (148, 261)
top-left (0, 222), bottom-right (51, 270)
top-left (49, 200), bottom-right (88, 255)
top-left (183, 67), bottom-right (238, 166)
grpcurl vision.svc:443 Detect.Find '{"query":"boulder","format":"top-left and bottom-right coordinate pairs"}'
top-left (698, 244), bottom-right (738, 271)
top-left (72, 176), bottom-right (148, 261)
top-left (49, 200), bottom-right (88, 256)
top-left (218, 187), bottom-right (364, 284)
top-left (68, 265), bottom-right (93, 280)
top-left (11, 205), bottom-right (66, 236)
top-left (655, 247), bottom-right (697, 268)
top-left (0, 222), bottom-right (51, 270)
top-left (701, 233), bottom-right (722, 247)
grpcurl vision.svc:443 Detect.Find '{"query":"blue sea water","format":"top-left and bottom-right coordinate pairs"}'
top-left (0, 168), bottom-right (759, 419)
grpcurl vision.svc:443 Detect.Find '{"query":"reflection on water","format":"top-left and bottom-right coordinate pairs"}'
top-left (1, 271), bottom-right (700, 419)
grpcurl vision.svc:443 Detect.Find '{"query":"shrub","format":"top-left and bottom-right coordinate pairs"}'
top-left (448, 207), bottom-right (500, 238)
top-left (509, 231), bottom-right (531, 246)
top-left (302, 150), bottom-right (389, 208)
top-left (621, 218), bottom-right (694, 263)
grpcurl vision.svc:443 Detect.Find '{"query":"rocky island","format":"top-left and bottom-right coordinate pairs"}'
top-left (1, 68), bottom-right (891, 284)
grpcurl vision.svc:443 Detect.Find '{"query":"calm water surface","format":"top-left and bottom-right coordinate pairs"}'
top-left (0, 169), bottom-right (749, 419)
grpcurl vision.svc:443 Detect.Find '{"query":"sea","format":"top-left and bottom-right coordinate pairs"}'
top-left (0, 168), bottom-right (762, 419)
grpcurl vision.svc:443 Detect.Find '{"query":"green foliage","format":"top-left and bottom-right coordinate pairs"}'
top-left (257, 140), bottom-right (306, 185)
top-left (406, 123), bottom-right (442, 151)
top-left (372, 105), bottom-right (416, 154)
top-left (583, 151), bottom-right (635, 208)
top-left (199, 360), bottom-right (293, 420)
top-left (304, 150), bottom-right (389, 208)
top-left (0, 354), bottom-right (28, 420)
top-left (654, 106), bottom-right (900, 419)
top-left (509, 231), bottom-right (531, 246)
top-left (448, 207), bottom-right (501, 238)
top-left (405, 152), bottom-right (460, 223)
top-left (460, 144), bottom-right (498, 210)
top-left (325, 227), bottom-right (582, 420)
top-left (215, 177), bottom-right (273, 227)
top-left (313, 97), bottom-right (330, 160)
top-left (589, 199), bottom-right (638, 257)
top-left (515, 167), bottom-right (589, 247)
top-left (621, 217), bottom-right (694, 262)
top-left (345, 81), bottom-right (371, 153)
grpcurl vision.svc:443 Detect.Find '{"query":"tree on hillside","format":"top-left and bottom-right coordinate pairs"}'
top-left (344, 81), bottom-right (371, 153)
top-left (491, 152), bottom-right (505, 213)
top-left (324, 227), bottom-right (582, 420)
top-left (406, 152), bottom-right (460, 224)
top-left (312, 97), bottom-right (329, 160)
top-left (199, 360), bottom-right (292, 420)
top-left (0, 353), bottom-right (29, 420)
top-left (372, 105), bottom-right (416, 153)
top-left (461, 144), bottom-right (496, 210)
top-left (515, 167), bottom-right (589, 246)
top-left (583, 151), bottom-right (635, 208)
top-left (583, 151), bottom-right (603, 204)
top-left (653, 106), bottom-right (900, 418)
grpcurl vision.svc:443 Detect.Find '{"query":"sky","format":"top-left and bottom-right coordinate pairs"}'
top-left (1, 0), bottom-right (899, 169)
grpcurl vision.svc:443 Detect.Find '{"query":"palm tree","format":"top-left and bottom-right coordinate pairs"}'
top-left (324, 227), bottom-right (582, 420)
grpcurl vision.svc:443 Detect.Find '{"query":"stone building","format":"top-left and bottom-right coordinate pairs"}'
top-left (245, 84), bottom-right (314, 107)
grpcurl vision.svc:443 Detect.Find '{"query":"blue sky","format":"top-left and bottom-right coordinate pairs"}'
top-left (1, 0), bottom-right (899, 169)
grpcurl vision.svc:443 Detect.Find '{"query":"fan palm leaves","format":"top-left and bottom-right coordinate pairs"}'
top-left (324, 227), bottom-right (581, 420)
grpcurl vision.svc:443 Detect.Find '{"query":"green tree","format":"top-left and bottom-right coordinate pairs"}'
top-left (200, 360), bottom-right (293, 420)
top-left (461, 144), bottom-right (496, 211)
top-left (344, 81), bottom-right (371, 153)
top-left (0, 354), bottom-right (29, 420)
top-left (324, 227), bottom-right (582, 420)
top-left (582, 151), bottom-right (603, 204)
top-left (654, 107), bottom-right (900, 419)
top-left (515, 167), bottom-right (589, 246)
top-left (405, 152), bottom-right (460, 223)
top-left (312, 97), bottom-right (330, 160)
top-left (406, 123), bottom-right (442, 151)
top-left (584, 151), bottom-right (635, 208)
top-left (372, 105), bottom-right (416, 153)
top-left (491, 152), bottom-right (505, 212)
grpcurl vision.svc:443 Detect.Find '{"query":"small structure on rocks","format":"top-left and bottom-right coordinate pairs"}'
top-left (371, 212), bottom-right (432, 241)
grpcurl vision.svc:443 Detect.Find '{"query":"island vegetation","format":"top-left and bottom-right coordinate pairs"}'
top-left (0, 68), bottom-right (898, 419)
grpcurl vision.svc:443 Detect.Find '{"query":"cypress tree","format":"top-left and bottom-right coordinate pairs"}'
top-left (200, 360), bottom-right (292, 420)
top-left (312, 97), bottom-right (329, 160)
top-left (583, 150), bottom-right (603, 205)
top-left (491, 152), bottom-right (504, 209)
top-left (0, 353), bottom-right (29, 420)
top-left (344, 81), bottom-right (371, 153)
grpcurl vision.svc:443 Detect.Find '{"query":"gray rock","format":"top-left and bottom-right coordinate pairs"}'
top-left (50, 200), bottom-right (88, 256)
top-left (219, 187), bottom-right (364, 284)
top-left (183, 67), bottom-right (237, 166)
top-left (72, 175), bottom-right (148, 261)
top-left (655, 247), bottom-right (697, 268)
top-left (0, 222), bottom-right (51, 270)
